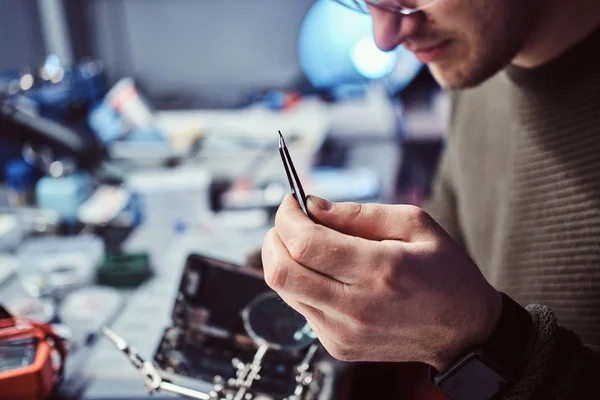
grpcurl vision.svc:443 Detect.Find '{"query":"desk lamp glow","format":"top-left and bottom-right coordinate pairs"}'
top-left (299, 0), bottom-right (423, 91)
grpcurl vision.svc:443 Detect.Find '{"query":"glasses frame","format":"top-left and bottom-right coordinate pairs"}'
top-left (333, 0), bottom-right (441, 15)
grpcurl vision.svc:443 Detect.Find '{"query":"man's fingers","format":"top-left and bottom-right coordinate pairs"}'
top-left (307, 195), bottom-right (435, 242)
top-left (275, 196), bottom-right (385, 283)
top-left (262, 228), bottom-right (346, 307)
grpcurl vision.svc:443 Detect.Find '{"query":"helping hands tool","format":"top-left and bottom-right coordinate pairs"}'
top-left (103, 316), bottom-right (319, 400)
top-left (102, 327), bottom-right (211, 400)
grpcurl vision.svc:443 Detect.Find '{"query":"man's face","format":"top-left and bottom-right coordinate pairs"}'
top-left (368, 0), bottom-right (540, 88)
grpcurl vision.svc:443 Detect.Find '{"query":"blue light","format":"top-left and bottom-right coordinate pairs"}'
top-left (298, 0), bottom-right (423, 91)
top-left (44, 54), bottom-right (62, 77)
top-left (351, 37), bottom-right (397, 79)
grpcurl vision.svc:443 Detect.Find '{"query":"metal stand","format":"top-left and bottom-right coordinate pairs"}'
top-left (103, 328), bottom-right (321, 400)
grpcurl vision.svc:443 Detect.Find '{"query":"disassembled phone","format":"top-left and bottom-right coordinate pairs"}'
top-left (105, 254), bottom-right (342, 400)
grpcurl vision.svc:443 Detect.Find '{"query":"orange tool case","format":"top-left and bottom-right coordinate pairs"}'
top-left (0, 306), bottom-right (67, 400)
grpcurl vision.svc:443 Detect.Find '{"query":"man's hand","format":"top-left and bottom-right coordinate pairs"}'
top-left (261, 195), bottom-right (503, 371)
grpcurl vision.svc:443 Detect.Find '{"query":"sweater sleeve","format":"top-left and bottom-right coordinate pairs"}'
top-left (503, 305), bottom-right (600, 400)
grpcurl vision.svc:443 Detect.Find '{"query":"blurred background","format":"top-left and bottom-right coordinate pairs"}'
top-left (0, 0), bottom-right (449, 399)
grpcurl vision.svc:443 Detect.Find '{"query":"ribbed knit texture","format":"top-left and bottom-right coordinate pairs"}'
top-left (428, 27), bottom-right (600, 348)
top-left (504, 305), bottom-right (596, 400)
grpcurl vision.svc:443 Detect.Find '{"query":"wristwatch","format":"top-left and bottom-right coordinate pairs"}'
top-left (429, 293), bottom-right (535, 400)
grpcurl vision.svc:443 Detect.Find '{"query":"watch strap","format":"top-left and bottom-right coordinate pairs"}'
top-left (478, 292), bottom-right (534, 380)
top-left (430, 292), bottom-right (535, 399)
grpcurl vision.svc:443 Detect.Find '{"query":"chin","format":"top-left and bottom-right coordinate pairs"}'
top-left (428, 64), bottom-right (469, 89)
top-left (429, 62), bottom-right (499, 90)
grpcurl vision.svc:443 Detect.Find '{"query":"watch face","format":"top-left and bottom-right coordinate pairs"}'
top-left (439, 356), bottom-right (509, 399)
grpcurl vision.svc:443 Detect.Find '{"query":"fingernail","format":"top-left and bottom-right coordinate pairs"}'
top-left (308, 195), bottom-right (332, 211)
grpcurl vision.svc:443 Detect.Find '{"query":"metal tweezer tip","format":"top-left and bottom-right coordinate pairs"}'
top-left (102, 326), bottom-right (127, 350)
top-left (278, 130), bottom-right (285, 147)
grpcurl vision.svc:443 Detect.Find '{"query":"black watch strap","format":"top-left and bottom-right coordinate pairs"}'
top-left (430, 293), bottom-right (535, 399)
top-left (478, 293), bottom-right (534, 379)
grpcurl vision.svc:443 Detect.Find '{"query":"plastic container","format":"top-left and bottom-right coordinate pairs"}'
top-left (36, 172), bottom-right (93, 222)
top-left (16, 234), bottom-right (105, 298)
top-left (3, 295), bottom-right (57, 323)
top-left (0, 213), bottom-right (24, 252)
top-left (0, 254), bottom-right (18, 287)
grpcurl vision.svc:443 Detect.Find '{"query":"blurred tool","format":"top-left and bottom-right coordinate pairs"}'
top-left (103, 327), bottom-right (211, 400)
top-left (88, 78), bottom-right (166, 148)
top-left (29, 57), bottom-right (105, 120)
top-left (105, 78), bottom-right (156, 133)
top-left (58, 286), bottom-right (122, 350)
top-left (0, 255), bottom-right (17, 287)
top-left (2, 55), bottom-right (104, 141)
top-left (216, 181), bottom-right (286, 213)
top-left (2, 295), bottom-right (57, 325)
top-left (77, 185), bottom-right (130, 225)
top-left (0, 207), bottom-right (61, 239)
top-left (78, 190), bottom-right (144, 238)
top-left (0, 214), bottom-right (23, 253)
top-left (96, 251), bottom-right (152, 288)
top-left (126, 165), bottom-right (211, 194)
top-left (0, 305), bottom-right (67, 400)
top-left (0, 138), bottom-right (22, 179)
top-left (1, 55), bottom-right (105, 120)
top-left (4, 159), bottom-right (36, 207)
top-left (216, 168), bottom-right (380, 213)
top-left (17, 234), bottom-right (104, 298)
top-left (262, 91), bottom-right (303, 111)
top-left (218, 132), bottom-right (381, 214)
top-left (0, 208), bottom-right (63, 253)
top-left (210, 137), bottom-right (282, 213)
top-left (37, 0), bottom-right (73, 66)
top-left (77, 185), bottom-right (143, 229)
top-left (310, 167), bottom-right (380, 202)
top-left (0, 98), bottom-right (105, 170)
top-left (199, 210), bottom-right (269, 231)
top-left (279, 131), bottom-right (308, 215)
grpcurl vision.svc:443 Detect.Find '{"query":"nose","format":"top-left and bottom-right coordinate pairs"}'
top-left (368, 5), bottom-right (423, 51)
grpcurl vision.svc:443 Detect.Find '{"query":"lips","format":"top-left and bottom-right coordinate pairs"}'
top-left (407, 40), bottom-right (452, 63)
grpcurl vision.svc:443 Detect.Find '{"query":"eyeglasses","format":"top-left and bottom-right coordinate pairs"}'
top-left (333, 0), bottom-right (442, 15)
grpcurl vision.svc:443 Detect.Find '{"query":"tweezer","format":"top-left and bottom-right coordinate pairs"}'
top-left (279, 131), bottom-right (309, 216)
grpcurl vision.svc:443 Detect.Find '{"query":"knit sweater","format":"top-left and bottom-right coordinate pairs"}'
top-left (426, 28), bottom-right (600, 398)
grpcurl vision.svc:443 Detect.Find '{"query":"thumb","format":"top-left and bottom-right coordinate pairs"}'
top-left (307, 195), bottom-right (428, 242)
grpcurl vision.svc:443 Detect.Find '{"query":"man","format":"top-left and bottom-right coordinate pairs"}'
top-left (261, 0), bottom-right (600, 398)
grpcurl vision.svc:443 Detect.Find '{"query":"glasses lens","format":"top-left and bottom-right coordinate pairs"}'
top-left (334, 0), bottom-right (439, 14)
